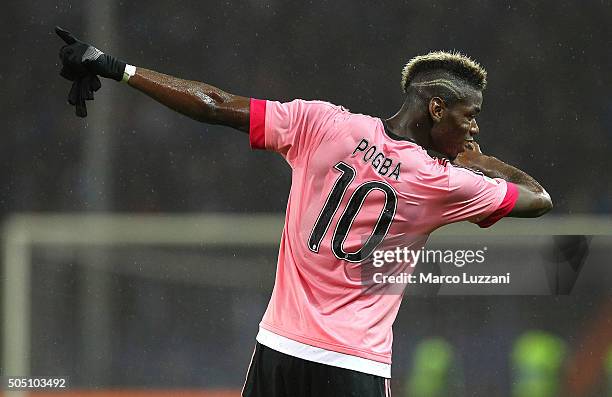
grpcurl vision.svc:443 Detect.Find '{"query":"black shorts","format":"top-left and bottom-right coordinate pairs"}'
top-left (242, 342), bottom-right (391, 397)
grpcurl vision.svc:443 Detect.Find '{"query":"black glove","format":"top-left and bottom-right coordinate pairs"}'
top-left (68, 74), bottom-right (102, 118)
top-left (55, 26), bottom-right (126, 82)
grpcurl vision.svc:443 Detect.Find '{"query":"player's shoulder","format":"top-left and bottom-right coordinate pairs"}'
top-left (271, 99), bottom-right (353, 127)
top-left (423, 152), bottom-right (452, 170)
top-left (322, 105), bottom-right (386, 130)
top-left (428, 158), bottom-right (502, 190)
top-left (418, 154), bottom-right (485, 179)
top-left (404, 149), bottom-right (460, 182)
top-left (280, 98), bottom-right (351, 113)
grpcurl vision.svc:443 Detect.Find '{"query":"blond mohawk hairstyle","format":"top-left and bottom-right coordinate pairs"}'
top-left (401, 51), bottom-right (487, 94)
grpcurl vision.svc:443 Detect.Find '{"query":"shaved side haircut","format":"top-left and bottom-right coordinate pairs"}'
top-left (401, 51), bottom-right (487, 104)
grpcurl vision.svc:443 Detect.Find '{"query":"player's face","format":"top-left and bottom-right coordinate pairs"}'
top-left (430, 90), bottom-right (483, 159)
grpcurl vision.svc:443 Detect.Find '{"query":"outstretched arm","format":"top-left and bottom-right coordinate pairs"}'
top-left (55, 26), bottom-right (250, 131)
top-left (454, 142), bottom-right (553, 217)
top-left (127, 68), bottom-right (250, 133)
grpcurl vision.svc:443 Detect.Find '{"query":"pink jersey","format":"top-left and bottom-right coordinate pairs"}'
top-left (249, 98), bottom-right (518, 377)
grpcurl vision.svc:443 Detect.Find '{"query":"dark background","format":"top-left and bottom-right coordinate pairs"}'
top-left (2, 0), bottom-right (611, 214)
top-left (2, 1), bottom-right (612, 396)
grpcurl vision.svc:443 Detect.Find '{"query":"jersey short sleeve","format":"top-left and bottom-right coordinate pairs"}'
top-left (436, 163), bottom-right (518, 228)
top-left (249, 98), bottom-right (345, 166)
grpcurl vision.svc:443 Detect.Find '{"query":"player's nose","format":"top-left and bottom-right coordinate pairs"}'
top-left (469, 120), bottom-right (479, 137)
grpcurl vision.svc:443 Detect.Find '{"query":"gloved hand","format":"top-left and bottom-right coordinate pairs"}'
top-left (56, 26), bottom-right (127, 117)
top-left (55, 26), bottom-right (126, 81)
top-left (68, 74), bottom-right (102, 118)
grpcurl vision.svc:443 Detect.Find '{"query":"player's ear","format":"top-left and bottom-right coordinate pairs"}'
top-left (429, 97), bottom-right (446, 123)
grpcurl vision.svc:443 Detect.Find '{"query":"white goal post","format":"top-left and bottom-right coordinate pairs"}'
top-left (2, 213), bottom-right (610, 383)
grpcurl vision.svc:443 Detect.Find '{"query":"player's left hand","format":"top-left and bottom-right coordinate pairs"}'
top-left (55, 26), bottom-right (126, 81)
top-left (55, 26), bottom-right (126, 117)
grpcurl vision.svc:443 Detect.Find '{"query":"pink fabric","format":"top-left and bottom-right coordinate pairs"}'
top-left (249, 98), bottom-right (266, 150)
top-left (249, 99), bottom-right (509, 365)
top-left (477, 181), bottom-right (519, 228)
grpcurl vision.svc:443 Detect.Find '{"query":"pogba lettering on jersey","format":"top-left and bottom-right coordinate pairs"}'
top-left (351, 138), bottom-right (401, 180)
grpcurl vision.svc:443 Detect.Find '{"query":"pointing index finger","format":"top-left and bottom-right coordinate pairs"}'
top-left (55, 26), bottom-right (77, 44)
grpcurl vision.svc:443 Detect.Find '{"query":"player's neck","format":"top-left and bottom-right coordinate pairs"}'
top-left (384, 110), bottom-right (432, 150)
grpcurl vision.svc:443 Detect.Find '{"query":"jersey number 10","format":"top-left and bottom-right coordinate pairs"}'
top-left (308, 162), bottom-right (397, 262)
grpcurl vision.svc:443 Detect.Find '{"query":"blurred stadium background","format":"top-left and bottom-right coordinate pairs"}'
top-left (1, 0), bottom-right (611, 396)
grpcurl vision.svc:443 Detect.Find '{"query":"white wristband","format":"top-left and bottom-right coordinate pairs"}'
top-left (122, 64), bottom-right (136, 83)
